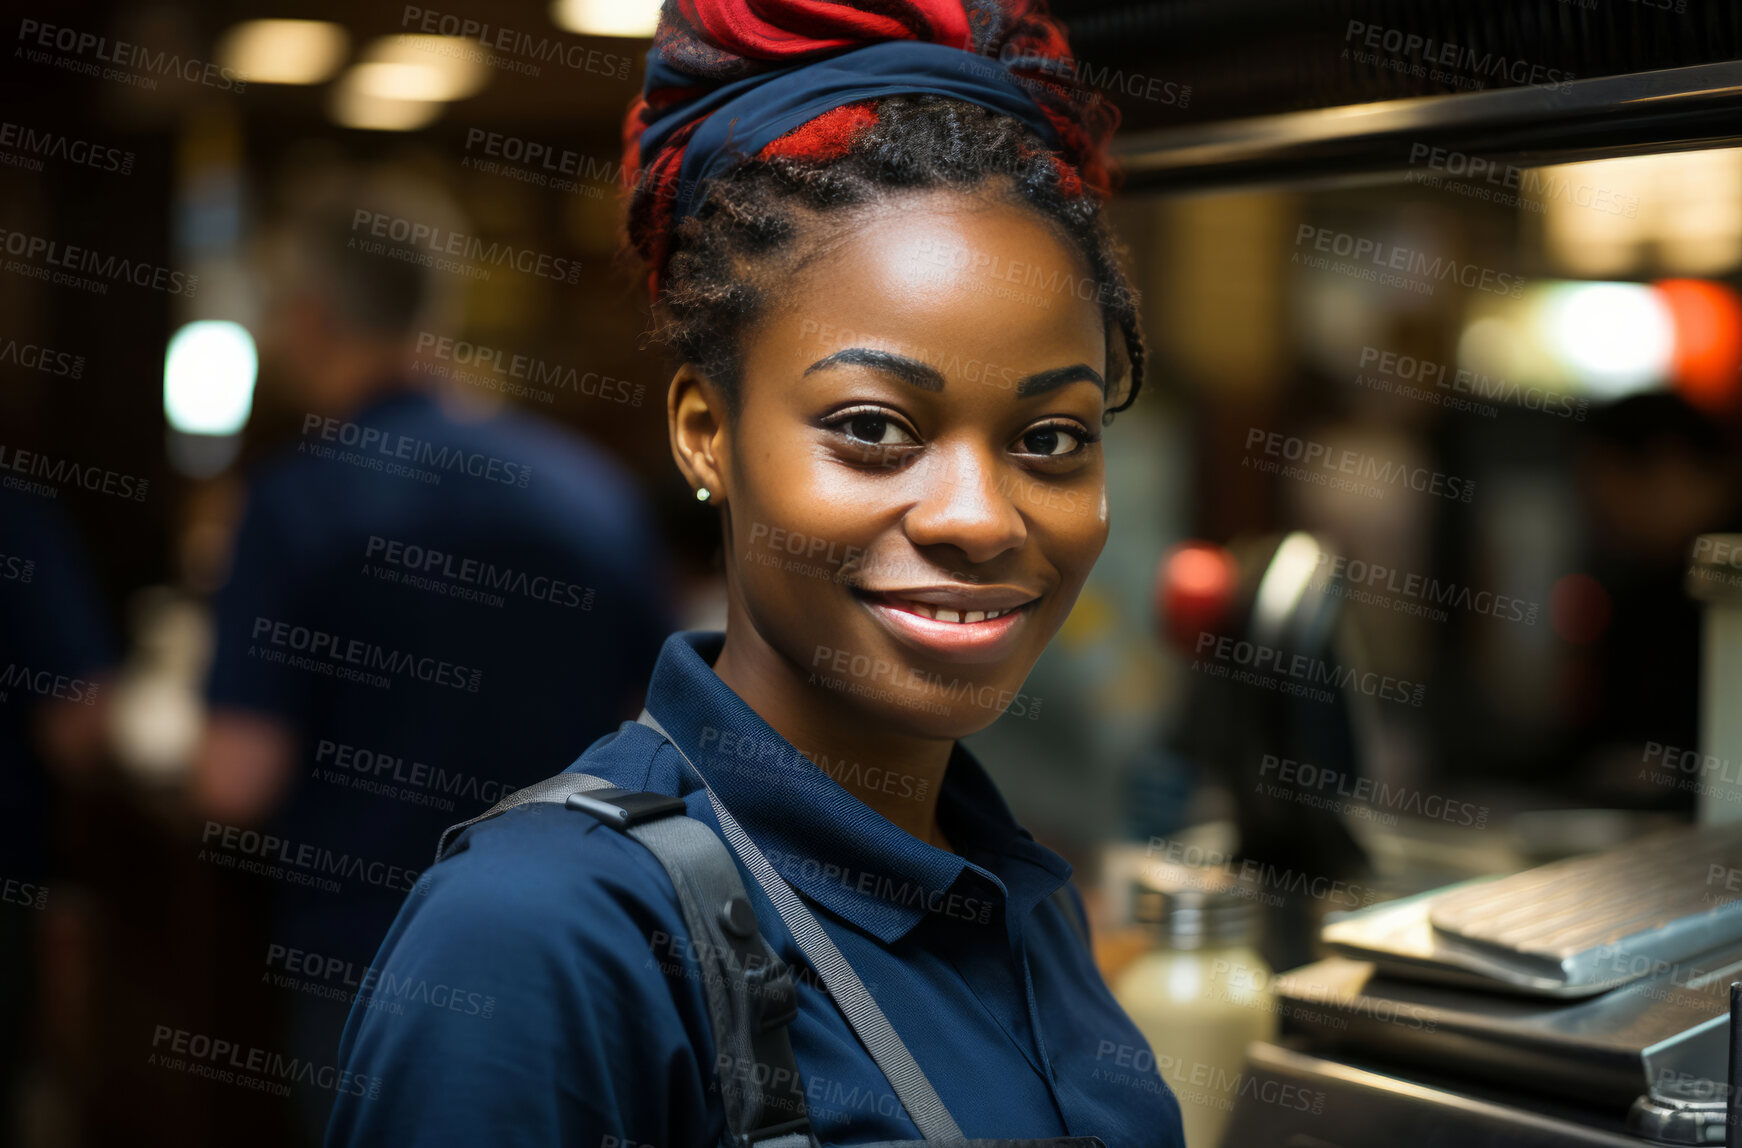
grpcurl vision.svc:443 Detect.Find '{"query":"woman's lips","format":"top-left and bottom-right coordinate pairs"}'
top-left (855, 590), bottom-right (1033, 660)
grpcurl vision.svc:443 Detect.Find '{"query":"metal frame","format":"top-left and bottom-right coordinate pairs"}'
top-left (1113, 59), bottom-right (1742, 194)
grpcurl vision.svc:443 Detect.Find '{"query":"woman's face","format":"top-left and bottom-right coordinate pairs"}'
top-left (709, 186), bottom-right (1112, 739)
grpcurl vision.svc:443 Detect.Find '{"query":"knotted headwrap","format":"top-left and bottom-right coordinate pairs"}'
top-left (621, 0), bottom-right (1119, 298)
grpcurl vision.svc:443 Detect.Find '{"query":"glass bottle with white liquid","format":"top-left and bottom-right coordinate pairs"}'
top-left (1112, 872), bottom-right (1277, 1148)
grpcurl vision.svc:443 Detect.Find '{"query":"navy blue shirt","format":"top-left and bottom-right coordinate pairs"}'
top-left (328, 630), bottom-right (1184, 1147)
top-left (0, 488), bottom-right (114, 878)
top-left (206, 386), bottom-right (672, 977)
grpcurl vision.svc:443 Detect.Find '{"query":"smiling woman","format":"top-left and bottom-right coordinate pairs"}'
top-left (683, 185), bottom-right (1117, 835)
top-left (325, 0), bottom-right (1184, 1145)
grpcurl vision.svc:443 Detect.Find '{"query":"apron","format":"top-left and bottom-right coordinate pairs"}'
top-left (636, 710), bottom-right (1108, 1148)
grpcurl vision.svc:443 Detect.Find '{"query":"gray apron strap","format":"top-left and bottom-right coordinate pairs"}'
top-left (433, 767), bottom-right (812, 1146)
top-left (638, 708), bottom-right (968, 1144)
top-left (432, 771), bottom-right (616, 865)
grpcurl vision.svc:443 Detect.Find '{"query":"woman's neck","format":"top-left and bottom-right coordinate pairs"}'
top-left (711, 629), bottom-right (956, 850)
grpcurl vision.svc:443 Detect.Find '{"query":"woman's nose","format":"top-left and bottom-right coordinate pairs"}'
top-left (901, 443), bottom-right (1028, 565)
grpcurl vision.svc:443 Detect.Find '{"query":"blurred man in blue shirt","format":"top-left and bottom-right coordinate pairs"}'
top-left (193, 172), bottom-right (673, 1142)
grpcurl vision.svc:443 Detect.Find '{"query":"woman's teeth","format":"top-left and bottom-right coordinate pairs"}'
top-left (891, 599), bottom-right (1015, 624)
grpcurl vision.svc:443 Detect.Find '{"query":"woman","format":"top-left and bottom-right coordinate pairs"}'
top-left (327, 0), bottom-right (1184, 1143)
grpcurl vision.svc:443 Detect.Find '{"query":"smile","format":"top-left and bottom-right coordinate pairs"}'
top-left (852, 588), bottom-right (1040, 661)
top-left (876, 597), bottom-right (1017, 624)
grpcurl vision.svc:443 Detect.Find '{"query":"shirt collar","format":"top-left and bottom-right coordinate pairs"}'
top-left (643, 631), bottom-right (1072, 946)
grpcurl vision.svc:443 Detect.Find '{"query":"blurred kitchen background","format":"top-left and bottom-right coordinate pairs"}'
top-left (3, 1), bottom-right (1741, 1145)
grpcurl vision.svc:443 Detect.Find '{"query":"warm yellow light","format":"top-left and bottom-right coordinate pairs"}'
top-left (1656, 151), bottom-right (1742, 276)
top-left (1541, 156), bottom-right (1652, 278)
top-left (350, 61), bottom-right (461, 102)
top-left (217, 19), bottom-right (349, 85)
top-left (356, 35), bottom-right (490, 100)
top-left (550, 0), bottom-right (661, 38)
top-left (1541, 148), bottom-right (1742, 278)
top-left (330, 73), bottom-right (444, 131)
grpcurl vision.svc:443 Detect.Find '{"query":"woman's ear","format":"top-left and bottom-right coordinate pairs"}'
top-left (668, 362), bottom-right (729, 504)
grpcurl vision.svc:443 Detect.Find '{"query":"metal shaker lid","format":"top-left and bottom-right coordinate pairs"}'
top-left (1133, 860), bottom-right (1259, 949)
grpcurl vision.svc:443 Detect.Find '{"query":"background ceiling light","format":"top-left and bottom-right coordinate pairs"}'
top-left (551, 0), bottom-right (662, 38)
top-left (216, 19), bottom-right (349, 85)
top-left (356, 35), bottom-right (489, 100)
top-left (163, 320), bottom-right (257, 436)
top-left (1544, 282), bottom-right (1674, 398)
top-left (329, 73), bottom-right (444, 131)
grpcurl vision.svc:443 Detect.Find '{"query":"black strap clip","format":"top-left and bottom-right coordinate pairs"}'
top-left (745, 961), bottom-right (800, 1032)
top-left (564, 786), bottom-right (688, 829)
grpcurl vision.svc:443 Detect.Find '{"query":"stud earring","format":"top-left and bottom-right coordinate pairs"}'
top-left (695, 487), bottom-right (711, 502)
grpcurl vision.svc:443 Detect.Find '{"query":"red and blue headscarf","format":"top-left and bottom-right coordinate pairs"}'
top-left (621, 0), bottom-right (1119, 298)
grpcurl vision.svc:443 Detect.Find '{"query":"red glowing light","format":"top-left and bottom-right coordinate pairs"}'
top-left (1157, 542), bottom-right (1239, 652)
top-left (1655, 278), bottom-right (1742, 413)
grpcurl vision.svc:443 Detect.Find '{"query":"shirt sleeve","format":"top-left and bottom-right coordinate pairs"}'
top-left (325, 805), bottom-right (721, 1148)
top-left (0, 492), bottom-right (115, 679)
top-left (205, 476), bottom-right (310, 722)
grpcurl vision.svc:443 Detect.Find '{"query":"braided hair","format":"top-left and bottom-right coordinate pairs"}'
top-left (618, 0), bottom-right (1146, 421)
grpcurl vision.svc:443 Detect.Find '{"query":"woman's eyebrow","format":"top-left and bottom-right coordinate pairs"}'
top-left (804, 347), bottom-right (944, 391)
top-left (1016, 365), bottom-right (1105, 397)
top-left (804, 347), bottom-right (1105, 396)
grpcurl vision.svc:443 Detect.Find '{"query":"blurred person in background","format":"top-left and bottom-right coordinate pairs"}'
top-left (190, 169), bottom-right (673, 1142)
top-left (0, 487), bottom-right (115, 1147)
top-left (1566, 391), bottom-right (1741, 808)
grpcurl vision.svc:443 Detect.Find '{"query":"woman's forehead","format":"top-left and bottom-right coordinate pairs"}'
top-left (752, 194), bottom-right (1107, 380)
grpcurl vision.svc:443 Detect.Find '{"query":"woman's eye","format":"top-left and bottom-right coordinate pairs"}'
top-left (1018, 424), bottom-right (1089, 457)
top-left (836, 412), bottom-right (916, 447)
